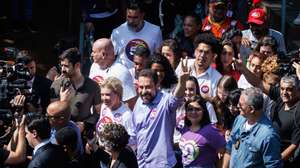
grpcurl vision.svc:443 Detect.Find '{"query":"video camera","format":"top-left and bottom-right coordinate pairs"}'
top-left (0, 47), bottom-right (39, 141)
top-left (277, 49), bottom-right (300, 76)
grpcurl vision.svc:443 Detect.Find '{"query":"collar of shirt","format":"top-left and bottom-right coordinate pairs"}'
top-left (240, 114), bottom-right (271, 137)
top-left (191, 65), bottom-right (213, 78)
top-left (33, 139), bottom-right (50, 155)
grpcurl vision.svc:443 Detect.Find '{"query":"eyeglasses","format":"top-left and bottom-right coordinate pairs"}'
top-left (46, 114), bottom-right (65, 120)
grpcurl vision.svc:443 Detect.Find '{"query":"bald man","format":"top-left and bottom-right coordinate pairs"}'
top-left (47, 101), bottom-right (83, 155)
top-left (89, 38), bottom-right (137, 110)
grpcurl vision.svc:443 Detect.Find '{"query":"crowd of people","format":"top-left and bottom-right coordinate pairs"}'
top-left (1, 0), bottom-right (300, 168)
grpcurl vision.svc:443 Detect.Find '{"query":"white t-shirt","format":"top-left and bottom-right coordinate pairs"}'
top-left (96, 103), bottom-right (134, 136)
top-left (176, 59), bottom-right (222, 97)
top-left (111, 21), bottom-right (163, 69)
top-left (89, 62), bottom-right (136, 101)
top-left (237, 74), bottom-right (253, 89)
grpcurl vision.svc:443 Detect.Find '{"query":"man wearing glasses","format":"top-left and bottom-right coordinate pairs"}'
top-left (222, 87), bottom-right (282, 168)
top-left (46, 100), bottom-right (83, 155)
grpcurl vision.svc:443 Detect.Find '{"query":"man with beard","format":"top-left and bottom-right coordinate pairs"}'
top-left (15, 51), bottom-right (52, 113)
top-left (110, 0), bottom-right (162, 69)
top-left (202, 0), bottom-right (243, 39)
top-left (131, 59), bottom-right (189, 167)
top-left (50, 48), bottom-right (101, 133)
top-left (241, 8), bottom-right (286, 59)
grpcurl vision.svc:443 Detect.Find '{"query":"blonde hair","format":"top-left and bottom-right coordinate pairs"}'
top-left (100, 77), bottom-right (123, 98)
top-left (261, 55), bottom-right (279, 74)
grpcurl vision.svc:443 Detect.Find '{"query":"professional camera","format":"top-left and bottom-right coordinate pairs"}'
top-left (0, 58), bottom-right (36, 137)
top-left (0, 61), bottom-right (32, 98)
top-left (277, 49), bottom-right (300, 76)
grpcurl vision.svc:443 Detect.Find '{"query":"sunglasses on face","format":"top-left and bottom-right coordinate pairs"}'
top-left (46, 114), bottom-right (65, 120)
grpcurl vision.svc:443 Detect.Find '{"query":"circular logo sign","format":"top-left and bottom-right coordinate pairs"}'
top-left (92, 75), bottom-right (104, 85)
top-left (125, 39), bottom-right (149, 61)
top-left (200, 85), bottom-right (210, 94)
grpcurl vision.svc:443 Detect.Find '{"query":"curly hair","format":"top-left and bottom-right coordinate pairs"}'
top-left (248, 51), bottom-right (267, 63)
top-left (98, 123), bottom-right (129, 152)
top-left (261, 55), bottom-right (279, 74)
top-left (194, 32), bottom-right (222, 56)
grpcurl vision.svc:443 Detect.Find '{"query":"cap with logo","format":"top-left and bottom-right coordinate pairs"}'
top-left (248, 8), bottom-right (266, 25)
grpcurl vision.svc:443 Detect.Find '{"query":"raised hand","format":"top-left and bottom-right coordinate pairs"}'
top-left (232, 54), bottom-right (245, 72)
top-left (174, 57), bottom-right (190, 98)
top-left (292, 62), bottom-right (300, 80)
top-left (179, 56), bottom-right (190, 83)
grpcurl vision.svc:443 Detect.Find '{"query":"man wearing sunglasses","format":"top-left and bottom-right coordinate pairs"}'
top-left (46, 100), bottom-right (83, 156)
top-left (202, 0), bottom-right (243, 39)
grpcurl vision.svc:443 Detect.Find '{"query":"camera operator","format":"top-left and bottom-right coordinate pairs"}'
top-left (15, 50), bottom-right (52, 114)
top-left (0, 114), bottom-right (26, 166)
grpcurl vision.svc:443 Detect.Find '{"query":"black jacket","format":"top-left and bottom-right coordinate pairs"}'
top-left (32, 75), bottom-right (52, 113)
top-left (27, 143), bottom-right (68, 168)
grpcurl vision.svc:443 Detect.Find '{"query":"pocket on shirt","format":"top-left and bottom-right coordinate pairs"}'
top-left (245, 142), bottom-right (260, 160)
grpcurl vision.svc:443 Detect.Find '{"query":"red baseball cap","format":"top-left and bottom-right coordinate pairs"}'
top-left (248, 8), bottom-right (266, 25)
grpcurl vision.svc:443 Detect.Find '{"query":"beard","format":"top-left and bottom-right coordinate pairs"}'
top-left (62, 71), bottom-right (73, 78)
top-left (128, 22), bottom-right (138, 28)
top-left (140, 92), bottom-right (155, 104)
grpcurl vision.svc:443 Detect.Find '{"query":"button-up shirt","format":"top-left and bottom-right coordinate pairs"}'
top-left (132, 91), bottom-right (183, 168)
top-left (175, 59), bottom-right (222, 97)
top-left (226, 115), bottom-right (283, 168)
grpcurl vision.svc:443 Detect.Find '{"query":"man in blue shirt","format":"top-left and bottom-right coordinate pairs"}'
top-left (132, 58), bottom-right (189, 168)
top-left (223, 87), bottom-right (282, 168)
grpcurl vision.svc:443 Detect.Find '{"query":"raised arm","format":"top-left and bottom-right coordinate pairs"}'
top-left (174, 57), bottom-right (190, 98)
top-left (4, 115), bottom-right (26, 165)
top-left (234, 57), bottom-right (271, 94)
